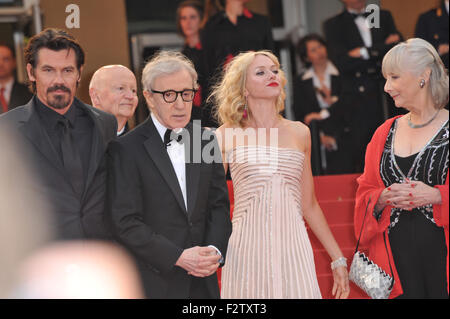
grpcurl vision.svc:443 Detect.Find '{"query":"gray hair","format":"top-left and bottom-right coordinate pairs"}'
top-left (141, 51), bottom-right (198, 91)
top-left (382, 38), bottom-right (449, 109)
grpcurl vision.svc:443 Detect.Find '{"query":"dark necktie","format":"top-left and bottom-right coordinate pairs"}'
top-left (164, 129), bottom-right (183, 149)
top-left (58, 118), bottom-right (85, 196)
top-left (0, 87), bottom-right (8, 113)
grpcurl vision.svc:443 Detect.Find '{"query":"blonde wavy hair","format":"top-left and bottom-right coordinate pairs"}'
top-left (209, 50), bottom-right (287, 127)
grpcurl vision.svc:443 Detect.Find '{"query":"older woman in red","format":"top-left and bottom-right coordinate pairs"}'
top-left (354, 38), bottom-right (449, 299)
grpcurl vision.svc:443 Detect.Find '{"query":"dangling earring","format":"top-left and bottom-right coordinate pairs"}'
top-left (243, 98), bottom-right (248, 119)
top-left (419, 79), bottom-right (425, 88)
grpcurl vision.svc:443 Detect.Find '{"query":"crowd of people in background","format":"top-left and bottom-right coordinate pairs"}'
top-left (1, 0), bottom-right (448, 175)
top-left (175, 0), bottom-right (449, 175)
top-left (0, 0), bottom-right (448, 300)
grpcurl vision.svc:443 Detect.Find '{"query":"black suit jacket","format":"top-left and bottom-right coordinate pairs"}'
top-left (415, 1), bottom-right (449, 69)
top-left (415, 1), bottom-right (449, 49)
top-left (324, 9), bottom-right (401, 91)
top-left (106, 117), bottom-right (232, 299)
top-left (4, 80), bottom-right (33, 111)
top-left (0, 97), bottom-right (117, 240)
top-left (293, 72), bottom-right (354, 136)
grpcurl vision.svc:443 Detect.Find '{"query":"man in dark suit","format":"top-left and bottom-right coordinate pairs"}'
top-left (89, 65), bottom-right (138, 137)
top-left (0, 29), bottom-right (117, 240)
top-left (324, 0), bottom-right (402, 172)
top-left (415, 0), bottom-right (449, 69)
top-left (107, 51), bottom-right (232, 299)
top-left (0, 45), bottom-right (33, 113)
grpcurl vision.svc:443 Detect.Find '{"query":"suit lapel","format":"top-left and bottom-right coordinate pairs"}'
top-left (304, 79), bottom-right (321, 112)
top-left (142, 118), bottom-right (188, 215)
top-left (185, 123), bottom-right (201, 215)
top-left (81, 102), bottom-right (106, 192)
top-left (331, 75), bottom-right (340, 96)
top-left (343, 11), bottom-right (366, 48)
top-left (19, 99), bottom-right (67, 177)
top-left (9, 82), bottom-right (18, 110)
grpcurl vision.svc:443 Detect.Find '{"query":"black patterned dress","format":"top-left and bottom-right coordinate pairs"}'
top-left (378, 118), bottom-right (449, 298)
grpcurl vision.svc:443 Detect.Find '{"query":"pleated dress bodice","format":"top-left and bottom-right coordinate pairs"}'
top-left (221, 145), bottom-right (321, 299)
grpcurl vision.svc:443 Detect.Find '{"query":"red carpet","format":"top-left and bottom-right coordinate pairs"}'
top-left (219, 173), bottom-right (369, 299)
top-left (310, 174), bottom-right (368, 299)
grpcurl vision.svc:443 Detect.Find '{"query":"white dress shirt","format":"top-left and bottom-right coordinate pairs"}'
top-left (348, 8), bottom-right (372, 60)
top-left (150, 113), bottom-right (223, 260)
top-left (151, 113), bottom-right (187, 210)
top-left (0, 77), bottom-right (14, 104)
top-left (117, 125), bottom-right (126, 136)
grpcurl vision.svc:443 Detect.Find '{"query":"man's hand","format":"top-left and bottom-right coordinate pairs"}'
top-left (175, 246), bottom-right (221, 277)
top-left (438, 43), bottom-right (449, 56)
top-left (385, 33), bottom-right (400, 45)
top-left (304, 112), bottom-right (323, 125)
top-left (320, 134), bottom-right (338, 151)
top-left (348, 47), bottom-right (363, 58)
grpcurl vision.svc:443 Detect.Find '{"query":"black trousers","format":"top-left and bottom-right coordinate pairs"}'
top-left (389, 211), bottom-right (448, 299)
top-left (189, 277), bottom-right (217, 299)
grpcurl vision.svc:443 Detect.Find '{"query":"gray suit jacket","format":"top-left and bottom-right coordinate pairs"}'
top-left (0, 97), bottom-right (117, 240)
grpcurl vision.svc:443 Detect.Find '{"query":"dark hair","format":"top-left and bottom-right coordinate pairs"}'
top-left (296, 33), bottom-right (328, 68)
top-left (24, 28), bottom-right (85, 92)
top-left (176, 0), bottom-right (204, 37)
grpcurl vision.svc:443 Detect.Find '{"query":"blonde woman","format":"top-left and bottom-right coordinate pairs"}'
top-left (355, 38), bottom-right (449, 299)
top-left (212, 51), bottom-right (349, 299)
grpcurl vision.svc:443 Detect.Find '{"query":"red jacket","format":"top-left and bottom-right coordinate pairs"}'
top-left (354, 116), bottom-right (449, 298)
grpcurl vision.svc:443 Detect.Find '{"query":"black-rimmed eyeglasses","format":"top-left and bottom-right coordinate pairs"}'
top-left (151, 89), bottom-right (197, 103)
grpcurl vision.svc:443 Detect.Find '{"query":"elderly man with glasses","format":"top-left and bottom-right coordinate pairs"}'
top-left (106, 51), bottom-right (232, 299)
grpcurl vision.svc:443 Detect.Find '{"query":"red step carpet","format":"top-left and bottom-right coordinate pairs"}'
top-left (220, 173), bottom-right (369, 299)
top-left (311, 174), bottom-right (368, 299)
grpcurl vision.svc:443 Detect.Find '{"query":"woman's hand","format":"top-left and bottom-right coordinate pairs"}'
top-left (375, 180), bottom-right (442, 211)
top-left (399, 180), bottom-right (442, 209)
top-left (375, 182), bottom-right (409, 212)
top-left (332, 266), bottom-right (350, 299)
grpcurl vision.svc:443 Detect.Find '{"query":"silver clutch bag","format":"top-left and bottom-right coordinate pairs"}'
top-left (349, 197), bottom-right (394, 299)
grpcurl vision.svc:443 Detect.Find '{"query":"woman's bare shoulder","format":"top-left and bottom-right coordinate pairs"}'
top-left (282, 119), bottom-right (310, 139)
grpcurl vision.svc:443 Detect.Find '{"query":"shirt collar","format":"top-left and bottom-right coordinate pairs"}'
top-left (151, 113), bottom-right (184, 142)
top-left (117, 125), bottom-right (126, 136)
top-left (0, 77), bottom-right (14, 92)
top-left (34, 96), bottom-right (77, 129)
top-left (63, 99), bottom-right (78, 127)
top-left (302, 61), bottom-right (339, 80)
top-left (220, 8), bottom-right (253, 22)
top-left (151, 112), bottom-right (167, 142)
top-left (243, 8), bottom-right (253, 19)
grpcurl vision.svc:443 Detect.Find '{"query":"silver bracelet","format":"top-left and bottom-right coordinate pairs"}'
top-left (331, 257), bottom-right (347, 270)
